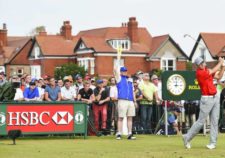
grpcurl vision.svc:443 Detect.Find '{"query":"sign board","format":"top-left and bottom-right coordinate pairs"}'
top-left (0, 102), bottom-right (87, 137)
top-left (162, 71), bottom-right (201, 101)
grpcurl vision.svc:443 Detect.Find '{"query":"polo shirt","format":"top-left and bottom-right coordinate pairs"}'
top-left (139, 81), bottom-right (157, 105)
top-left (61, 86), bottom-right (76, 100)
top-left (196, 68), bottom-right (217, 95)
top-left (78, 88), bottom-right (93, 100)
top-left (94, 87), bottom-right (109, 105)
top-left (45, 85), bottom-right (61, 101)
top-left (23, 87), bottom-right (39, 99)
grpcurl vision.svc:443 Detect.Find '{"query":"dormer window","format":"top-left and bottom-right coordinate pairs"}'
top-left (34, 47), bottom-right (40, 59)
top-left (108, 39), bottom-right (130, 50)
top-left (79, 42), bottom-right (86, 49)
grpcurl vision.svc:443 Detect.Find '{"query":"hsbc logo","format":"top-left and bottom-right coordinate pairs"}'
top-left (52, 111), bottom-right (73, 125)
top-left (7, 111), bottom-right (74, 126)
top-left (0, 112), bottom-right (6, 126)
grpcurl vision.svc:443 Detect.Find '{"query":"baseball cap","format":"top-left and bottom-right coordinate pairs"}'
top-left (120, 67), bottom-right (127, 72)
top-left (151, 74), bottom-right (158, 80)
top-left (75, 74), bottom-right (82, 80)
top-left (96, 79), bottom-right (103, 84)
top-left (173, 107), bottom-right (181, 113)
top-left (194, 57), bottom-right (204, 65)
top-left (42, 74), bottom-right (49, 80)
top-left (31, 78), bottom-right (37, 82)
top-left (29, 81), bottom-right (36, 86)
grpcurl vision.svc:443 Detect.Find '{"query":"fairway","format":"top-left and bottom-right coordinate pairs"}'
top-left (1, 134), bottom-right (225, 158)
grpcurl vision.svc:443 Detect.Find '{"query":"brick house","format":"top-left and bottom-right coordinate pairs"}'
top-left (190, 33), bottom-right (225, 68)
top-left (74, 17), bottom-right (188, 77)
top-left (0, 23), bottom-right (33, 77)
top-left (2, 18), bottom-right (188, 79)
top-left (27, 21), bottom-right (79, 78)
top-left (3, 21), bottom-right (78, 79)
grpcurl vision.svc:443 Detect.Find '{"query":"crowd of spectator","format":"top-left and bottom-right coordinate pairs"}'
top-left (1, 70), bottom-right (223, 136)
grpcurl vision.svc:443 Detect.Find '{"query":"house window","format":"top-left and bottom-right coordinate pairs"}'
top-left (108, 39), bottom-right (130, 50)
top-left (34, 47), bottom-right (40, 59)
top-left (78, 59), bottom-right (88, 71)
top-left (114, 58), bottom-right (124, 68)
top-left (161, 58), bottom-right (176, 71)
top-left (79, 42), bottom-right (86, 49)
top-left (200, 47), bottom-right (206, 61)
top-left (17, 68), bottom-right (23, 75)
top-left (90, 59), bottom-right (95, 75)
top-left (30, 65), bottom-right (41, 78)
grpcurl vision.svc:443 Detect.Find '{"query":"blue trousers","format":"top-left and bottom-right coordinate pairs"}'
top-left (140, 105), bottom-right (153, 133)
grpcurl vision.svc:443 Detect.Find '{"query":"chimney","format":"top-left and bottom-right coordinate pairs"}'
top-left (0, 41), bottom-right (4, 53)
top-left (127, 17), bottom-right (138, 43)
top-left (60, 21), bottom-right (72, 40)
top-left (0, 23), bottom-right (7, 46)
top-left (121, 23), bottom-right (127, 27)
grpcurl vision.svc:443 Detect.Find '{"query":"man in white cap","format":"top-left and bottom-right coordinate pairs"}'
top-left (183, 56), bottom-right (225, 149)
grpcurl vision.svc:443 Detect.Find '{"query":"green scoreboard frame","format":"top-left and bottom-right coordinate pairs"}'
top-left (162, 71), bottom-right (201, 101)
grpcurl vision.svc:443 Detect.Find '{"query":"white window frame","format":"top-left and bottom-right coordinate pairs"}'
top-left (108, 39), bottom-right (130, 50)
top-left (161, 58), bottom-right (176, 71)
top-left (30, 65), bottom-right (41, 79)
top-left (113, 58), bottom-right (124, 68)
top-left (79, 42), bottom-right (86, 49)
top-left (34, 47), bottom-right (40, 59)
top-left (90, 59), bottom-right (95, 75)
top-left (77, 58), bottom-right (95, 73)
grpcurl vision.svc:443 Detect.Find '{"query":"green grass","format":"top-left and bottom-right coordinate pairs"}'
top-left (1, 134), bottom-right (225, 158)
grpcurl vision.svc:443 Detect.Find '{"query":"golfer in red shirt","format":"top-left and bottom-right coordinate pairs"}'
top-left (183, 56), bottom-right (225, 149)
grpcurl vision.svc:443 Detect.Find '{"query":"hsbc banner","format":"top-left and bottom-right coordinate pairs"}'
top-left (0, 103), bottom-right (87, 136)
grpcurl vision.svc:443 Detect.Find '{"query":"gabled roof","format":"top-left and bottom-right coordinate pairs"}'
top-left (75, 27), bottom-right (187, 59)
top-left (149, 35), bottom-right (169, 55)
top-left (35, 35), bottom-right (79, 56)
top-left (0, 36), bottom-right (31, 65)
top-left (76, 27), bottom-right (152, 53)
top-left (148, 34), bottom-right (188, 59)
top-left (190, 33), bottom-right (225, 59)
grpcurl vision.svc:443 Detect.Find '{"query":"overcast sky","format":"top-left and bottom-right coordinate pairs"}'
top-left (1, 0), bottom-right (225, 56)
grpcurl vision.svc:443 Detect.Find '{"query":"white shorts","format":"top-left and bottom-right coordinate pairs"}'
top-left (118, 99), bottom-right (135, 118)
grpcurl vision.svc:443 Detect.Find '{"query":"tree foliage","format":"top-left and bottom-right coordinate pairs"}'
top-left (54, 63), bottom-right (86, 80)
top-left (186, 61), bottom-right (193, 71)
top-left (150, 69), bottom-right (163, 78)
top-left (29, 26), bottom-right (46, 36)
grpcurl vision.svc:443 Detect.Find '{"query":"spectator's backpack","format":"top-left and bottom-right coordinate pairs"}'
top-left (0, 82), bottom-right (16, 101)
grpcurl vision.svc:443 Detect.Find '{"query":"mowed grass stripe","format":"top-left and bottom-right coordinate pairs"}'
top-left (1, 134), bottom-right (225, 158)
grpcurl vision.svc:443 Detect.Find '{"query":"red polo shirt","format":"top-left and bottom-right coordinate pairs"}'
top-left (196, 67), bottom-right (217, 95)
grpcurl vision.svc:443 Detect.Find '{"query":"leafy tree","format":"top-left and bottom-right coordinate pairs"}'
top-left (186, 61), bottom-right (193, 71)
top-left (150, 69), bottom-right (163, 78)
top-left (54, 63), bottom-right (86, 80)
top-left (29, 26), bottom-right (46, 36)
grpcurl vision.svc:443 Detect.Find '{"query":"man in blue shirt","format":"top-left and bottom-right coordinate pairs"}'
top-left (23, 80), bottom-right (39, 101)
top-left (158, 107), bottom-right (181, 135)
top-left (45, 77), bottom-right (61, 101)
top-left (114, 55), bottom-right (137, 140)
